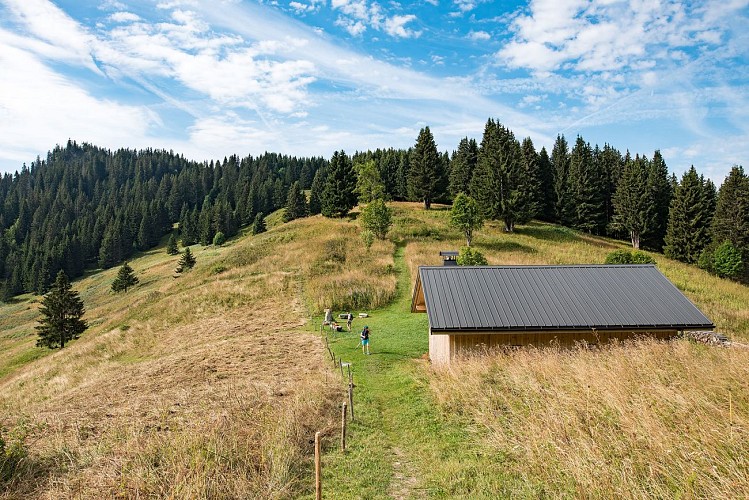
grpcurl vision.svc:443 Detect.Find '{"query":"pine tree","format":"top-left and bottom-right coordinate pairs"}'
top-left (283, 181), bottom-right (307, 222)
top-left (641, 150), bottom-right (671, 251)
top-left (36, 270), bottom-right (87, 349)
top-left (612, 155), bottom-right (649, 249)
top-left (321, 151), bottom-right (357, 218)
top-left (710, 165), bottom-right (749, 279)
top-left (551, 135), bottom-right (570, 224)
top-left (664, 166), bottom-right (712, 263)
top-left (360, 199), bottom-right (392, 239)
top-left (450, 193), bottom-right (484, 247)
top-left (251, 212), bottom-right (267, 235)
top-left (166, 233), bottom-right (179, 255)
top-left (449, 138), bottom-right (478, 198)
top-left (308, 168), bottom-right (325, 215)
top-left (568, 137), bottom-right (604, 233)
top-left (537, 146), bottom-right (555, 222)
top-left (111, 262), bottom-right (139, 293)
top-left (408, 126), bottom-right (443, 209)
top-left (175, 247), bottom-right (196, 273)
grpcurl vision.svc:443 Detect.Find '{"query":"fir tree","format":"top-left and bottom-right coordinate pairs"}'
top-left (612, 155), bottom-right (649, 249)
top-left (308, 168), bottom-right (325, 215)
top-left (537, 146), bottom-right (555, 222)
top-left (175, 247), bottom-right (196, 273)
top-left (449, 137), bottom-right (478, 198)
top-left (450, 193), bottom-right (484, 247)
top-left (408, 126), bottom-right (443, 209)
top-left (568, 137), bottom-right (604, 234)
top-left (551, 135), bottom-right (570, 224)
top-left (641, 150), bottom-right (671, 251)
top-left (710, 165), bottom-right (749, 279)
top-left (36, 270), bottom-right (87, 349)
top-left (111, 262), bottom-right (139, 293)
top-left (520, 137), bottom-right (541, 220)
top-left (321, 151), bottom-right (357, 218)
top-left (251, 212), bottom-right (267, 235)
top-left (598, 144), bottom-right (623, 235)
top-left (283, 181), bottom-right (307, 222)
top-left (166, 233), bottom-right (179, 255)
top-left (664, 166), bottom-right (712, 263)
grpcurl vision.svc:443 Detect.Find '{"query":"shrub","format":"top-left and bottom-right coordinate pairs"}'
top-left (360, 230), bottom-right (374, 250)
top-left (698, 248), bottom-right (714, 272)
top-left (630, 250), bottom-right (656, 264)
top-left (605, 249), bottom-right (655, 265)
top-left (457, 247), bottom-right (488, 266)
top-left (322, 238), bottom-right (347, 264)
top-left (360, 199), bottom-right (392, 239)
top-left (713, 241), bottom-right (743, 279)
top-left (213, 231), bottom-right (226, 246)
top-left (0, 425), bottom-right (28, 485)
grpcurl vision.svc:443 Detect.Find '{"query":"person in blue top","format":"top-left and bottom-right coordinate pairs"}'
top-left (360, 325), bottom-right (370, 355)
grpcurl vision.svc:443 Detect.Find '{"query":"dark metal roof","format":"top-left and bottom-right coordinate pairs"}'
top-left (440, 251), bottom-right (459, 257)
top-left (416, 265), bottom-right (714, 332)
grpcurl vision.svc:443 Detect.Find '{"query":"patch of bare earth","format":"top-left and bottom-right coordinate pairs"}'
top-left (388, 447), bottom-right (423, 500)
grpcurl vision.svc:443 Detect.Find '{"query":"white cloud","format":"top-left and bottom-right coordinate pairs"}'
top-left (0, 43), bottom-right (155, 167)
top-left (330, 0), bottom-right (420, 38)
top-left (109, 12), bottom-right (141, 23)
top-left (467, 30), bottom-right (490, 41)
top-left (383, 14), bottom-right (421, 38)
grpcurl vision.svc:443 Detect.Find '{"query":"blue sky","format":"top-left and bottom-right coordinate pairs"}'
top-left (0, 0), bottom-right (747, 183)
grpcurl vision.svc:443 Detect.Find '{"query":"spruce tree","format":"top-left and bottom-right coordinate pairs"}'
top-left (449, 137), bottom-right (478, 198)
top-left (283, 181), bottom-right (308, 222)
top-left (664, 167), bottom-right (711, 263)
top-left (308, 168), bottom-right (325, 215)
top-left (251, 212), bottom-right (267, 235)
top-left (166, 233), bottom-right (179, 255)
top-left (612, 155), bottom-right (649, 249)
top-left (537, 146), bottom-right (555, 222)
top-left (568, 136), bottom-right (604, 233)
top-left (175, 247), bottom-right (196, 273)
top-left (551, 135), bottom-right (570, 224)
top-left (710, 165), bottom-right (749, 279)
top-left (521, 137), bottom-right (541, 220)
top-left (111, 262), bottom-right (139, 293)
top-left (321, 151), bottom-right (357, 218)
top-left (36, 270), bottom-right (87, 349)
top-left (641, 150), bottom-right (671, 251)
top-left (599, 144), bottom-right (623, 235)
top-left (408, 126), bottom-right (443, 209)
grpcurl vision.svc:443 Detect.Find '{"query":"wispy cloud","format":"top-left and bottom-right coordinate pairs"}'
top-left (330, 0), bottom-right (421, 38)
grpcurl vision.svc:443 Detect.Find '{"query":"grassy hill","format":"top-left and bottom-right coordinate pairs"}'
top-left (1, 202), bottom-right (748, 498)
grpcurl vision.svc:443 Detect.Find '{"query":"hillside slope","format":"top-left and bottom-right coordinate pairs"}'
top-left (2, 203), bottom-right (748, 498)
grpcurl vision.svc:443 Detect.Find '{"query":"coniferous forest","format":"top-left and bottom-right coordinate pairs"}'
top-left (1, 118), bottom-right (747, 300)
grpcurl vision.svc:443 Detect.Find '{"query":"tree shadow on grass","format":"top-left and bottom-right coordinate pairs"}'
top-left (515, 223), bottom-right (580, 243)
top-left (475, 239), bottom-right (536, 254)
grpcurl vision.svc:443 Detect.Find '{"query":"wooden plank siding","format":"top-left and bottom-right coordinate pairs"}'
top-left (429, 329), bottom-right (679, 365)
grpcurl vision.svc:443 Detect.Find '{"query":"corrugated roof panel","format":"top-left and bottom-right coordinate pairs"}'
top-left (418, 265), bottom-right (714, 332)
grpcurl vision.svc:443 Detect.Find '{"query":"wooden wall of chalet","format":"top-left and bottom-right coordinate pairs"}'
top-left (429, 329), bottom-right (679, 365)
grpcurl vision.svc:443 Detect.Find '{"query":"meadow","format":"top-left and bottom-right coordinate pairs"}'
top-left (1, 202), bottom-right (748, 498)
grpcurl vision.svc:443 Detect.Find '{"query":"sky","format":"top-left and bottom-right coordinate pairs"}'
top-left (0, 0), bottom-right (747, 183)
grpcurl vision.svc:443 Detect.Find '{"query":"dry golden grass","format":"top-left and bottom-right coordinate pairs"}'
top-left (0, 211), bottom-right (398, 498)
top-left (391, 208), bottom-right (749, 497)
top-left (431, 340), bottom-right (749, 497)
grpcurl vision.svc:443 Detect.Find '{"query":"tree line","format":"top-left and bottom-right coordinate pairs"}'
top-left (1, 121), bottom-right (747, 302)
top-left (0, 140), bottom-right (325, 299)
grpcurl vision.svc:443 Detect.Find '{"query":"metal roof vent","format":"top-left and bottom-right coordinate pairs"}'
top-left (440, 250), bottom-right (458, 266)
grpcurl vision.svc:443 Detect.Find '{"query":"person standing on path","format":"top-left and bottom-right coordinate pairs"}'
top-left (360, 325), bottom-right (370, 355)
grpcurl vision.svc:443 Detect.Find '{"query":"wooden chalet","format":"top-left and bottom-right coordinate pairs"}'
top-left (411, 264), bottom-right (714, 365)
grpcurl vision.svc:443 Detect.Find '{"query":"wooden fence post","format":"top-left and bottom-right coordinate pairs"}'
top-left (315, 431), bottom-right (322, 500)
top-left (341, 401), bottom-right (348, 451)
top-left (348, 382), bottom-right (354, 422)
